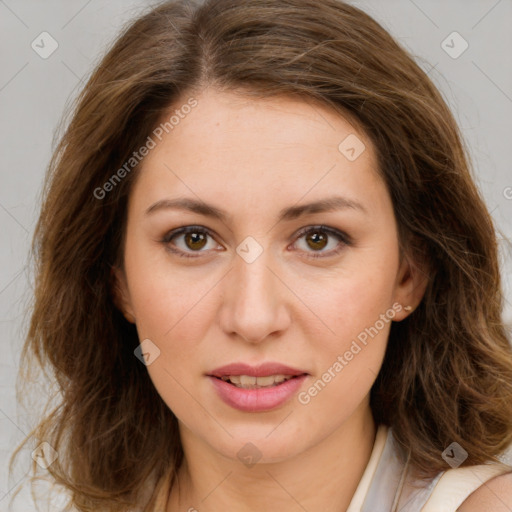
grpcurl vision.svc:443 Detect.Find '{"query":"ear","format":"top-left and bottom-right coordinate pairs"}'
top-left (392, 251), bottom-right (429, 321)
top-left (110, 266), bottom-right (137, 324)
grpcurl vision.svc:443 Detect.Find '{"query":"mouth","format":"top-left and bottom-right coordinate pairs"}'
top-left (207, 362), bottom-right (309, 412)
top-left (213, 373), bottom-right (307, 389)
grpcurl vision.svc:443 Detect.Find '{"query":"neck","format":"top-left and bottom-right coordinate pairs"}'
top-left (167, 402), bottom-right (377, 512)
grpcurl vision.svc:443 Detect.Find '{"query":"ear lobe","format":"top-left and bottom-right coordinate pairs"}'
top-left (110, 266), bottom-right (136, 324)
top-left (393, 252), bottom-right (429, 321)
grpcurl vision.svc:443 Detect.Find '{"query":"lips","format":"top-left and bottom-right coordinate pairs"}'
top-left (208, 362), bottom-right (308, 378)
top-left (207, 362), bottom-right (309, 412)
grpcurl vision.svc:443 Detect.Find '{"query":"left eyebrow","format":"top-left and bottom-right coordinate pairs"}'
top-left (278, 195), bottom-right (367, 221)
top-left (145, 195), bottom-right (367, 222)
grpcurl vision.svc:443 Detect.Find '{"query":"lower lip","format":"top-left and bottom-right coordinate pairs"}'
top-left (208, 375), bottom-right (308, 412)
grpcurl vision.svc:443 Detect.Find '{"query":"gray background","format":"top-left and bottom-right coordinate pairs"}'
top-left (1, 0), bottom-right (511, 510)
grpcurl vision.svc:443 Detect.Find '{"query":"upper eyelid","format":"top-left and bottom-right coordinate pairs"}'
top-left (163, 225), bottom-right (218, 245)
top-left (294, 225), bottom-right (348, 241)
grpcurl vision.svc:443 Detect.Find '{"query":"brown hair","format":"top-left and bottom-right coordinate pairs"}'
top-left (11, 0), bottom-right (512, 510)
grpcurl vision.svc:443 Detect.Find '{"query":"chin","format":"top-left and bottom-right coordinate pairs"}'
top-left (204, 423), bottom-right (311, 464)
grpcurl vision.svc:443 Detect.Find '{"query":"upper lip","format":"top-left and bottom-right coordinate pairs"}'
top-left (208, 362), bottom-right (309, 378)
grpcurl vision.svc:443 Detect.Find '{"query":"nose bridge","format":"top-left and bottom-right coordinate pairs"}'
top-left (235, 247), bottom-right (273, 302)
top-left (220, 239), bottom-right (288, 342)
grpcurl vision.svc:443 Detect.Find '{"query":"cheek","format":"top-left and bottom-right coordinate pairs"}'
top-left (294, 281), bottom-right (393, 426)
top-left (124, 234), bottom-right (218, 340)
top-left (294, 250), bottom-right (399, 353)
top-left (127, 270), bottom-right (217, 422)
top-left (290, 247), bottom-right (399, 409)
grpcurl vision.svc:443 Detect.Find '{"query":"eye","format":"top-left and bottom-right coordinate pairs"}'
top-left (291, 225), bottom-right (351, 259)
top-left (162, 224), bottom-right (351, 260)
top-left (162, 226), bottom-right (221, 258)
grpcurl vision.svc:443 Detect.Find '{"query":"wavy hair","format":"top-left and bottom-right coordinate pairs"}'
top-left (11, 0), bottom-right (512, 510)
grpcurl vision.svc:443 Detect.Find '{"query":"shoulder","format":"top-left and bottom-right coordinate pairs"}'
top-left (457, 471), bottom-right (512, 511)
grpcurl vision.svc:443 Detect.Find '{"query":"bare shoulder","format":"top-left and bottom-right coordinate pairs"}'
top-left (457, 471), bottom-right (512, 512)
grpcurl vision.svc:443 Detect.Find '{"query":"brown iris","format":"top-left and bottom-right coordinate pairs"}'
top-left (185, 231), bottom-right (207, 250)
top-left (305, 230), bottom-right (328, 251)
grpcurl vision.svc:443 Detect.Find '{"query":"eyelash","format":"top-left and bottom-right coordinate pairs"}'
top-left (161, 225), bottom-right (351, 260)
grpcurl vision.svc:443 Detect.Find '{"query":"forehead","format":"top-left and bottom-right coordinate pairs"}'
top-left (151, 87), bottom-right (372, 163)
top-left (129, 88), bottom-right (388, 219)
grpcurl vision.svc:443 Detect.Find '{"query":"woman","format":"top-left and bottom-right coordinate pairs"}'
top-left (12, 0), bottom-right (512, 510)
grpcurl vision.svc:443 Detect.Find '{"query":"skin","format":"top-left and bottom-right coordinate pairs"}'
top-left (458, 473), bottom-right (512, 510)
top-left (114, 87), bottom-right (429, 511)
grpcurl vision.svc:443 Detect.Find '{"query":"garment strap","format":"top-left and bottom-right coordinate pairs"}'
top-left (346, 425), bottom-right (389, 511)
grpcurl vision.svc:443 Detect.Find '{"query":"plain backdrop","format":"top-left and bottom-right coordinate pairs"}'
top-left (1, 0), bottom-right (511, 510)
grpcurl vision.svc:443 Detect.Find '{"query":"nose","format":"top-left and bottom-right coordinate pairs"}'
top-left (218, 245), bottom-right (291, 344)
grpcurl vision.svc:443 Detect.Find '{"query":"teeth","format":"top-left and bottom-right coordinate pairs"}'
top-left (240, 375), bottom-right (256, 386)
top-left (255, 375), bottom-right (277, 386)
top-left (229, 375), bottom-right (241, 385)
top-left (219, 374), bottom-right (296, 388)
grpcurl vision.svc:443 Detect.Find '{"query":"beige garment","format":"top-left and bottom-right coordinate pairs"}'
top-left (147, 425), bottom-right (511, 511)
top-left (347, 425), bottom-right (511, 512)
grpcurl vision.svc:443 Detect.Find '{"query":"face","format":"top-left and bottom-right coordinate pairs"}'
top-left (114, 87), bottom-right (423, 463)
